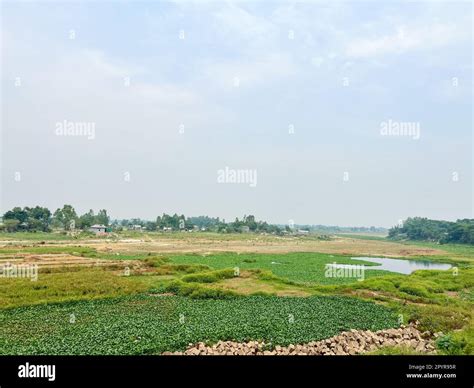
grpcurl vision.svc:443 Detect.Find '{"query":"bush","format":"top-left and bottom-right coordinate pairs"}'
top-left (143, 256), bottom-right (170, 267)
top-left (188, 287), bottom-right (235, 299)
top-left (436, 335), bottom-right (465, 355)
top-left (181, 268), bottom-right (236, 283)
top-left (163, 280), bottom-right (235, 299)
top-left (451, 325), bottom-right (474, 355)
top-left (364, 279), bottom-right (398, 293)
top-left (256, 270), bottom-right (281, 281)
top-left (422, 281), bottom-right (444, 293)
top-left (155, 264), bottom-right (210, 275)
top-left (399, 283), bottom-right (429, 298)
top-left (407, 305), bottom-right (468, 333)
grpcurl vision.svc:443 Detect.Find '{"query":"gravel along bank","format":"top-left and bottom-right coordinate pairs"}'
top-left (163, 324), bottom-right (436, 356)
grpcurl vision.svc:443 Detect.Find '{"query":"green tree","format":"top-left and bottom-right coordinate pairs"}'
top-left (27, 206), bottom-right (51, 231)
top-left (95, 209), bottom-right (110, 226)
top-left (53, 205), bottom-right (78, 230)
top-left (78, 210), bottom-right (95, 229)
top-left (4, 207), bottom-right (28, 225)
top-left (3, 219), bottom-right (20, 232)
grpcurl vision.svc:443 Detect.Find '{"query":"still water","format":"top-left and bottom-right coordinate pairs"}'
top-left (346, 257), bottom-right (452, 275)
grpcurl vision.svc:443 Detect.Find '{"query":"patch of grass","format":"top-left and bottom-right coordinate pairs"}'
top-left (345, 268), bottom-right (474, 302)
top-left (163, 280), bottom-right (236, 299)
top-left (435, 334), bottom-right (465, 355)
top-left (405, 305), bottom-right (470, 334)
top-left (336, 234), bottom-right (387, 241)
top-left (399, 283), bottom-right (430, 298)
top-left (181, 268), bottom-right (236, 283)
top-left (366, 346), bottom-right (423, 355)
top-left (450, 323), bottom-right (474, 355)
top-left (0, 245), bottom-right (97, 256)
top-left (0, 268), bottom-right (146, 308)
top-left (87, 252), bottom-right (151, 260)
top-left (459, 289), bottom-right (474, 301)
top-left (398, 241), bottom-right (474, 261)
top-left (142, 256), bottom-right (170, 267)
top-left (214, 274), bottom-right (311, 297)
top-left (153, 264), bottom-right (212, 275)
top-left (0, 232), bottom-right (75, 241)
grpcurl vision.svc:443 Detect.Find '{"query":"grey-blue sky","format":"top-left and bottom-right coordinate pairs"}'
top-left (1, 0), bottom-right (472, 227)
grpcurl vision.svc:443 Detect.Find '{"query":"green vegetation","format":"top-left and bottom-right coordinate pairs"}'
top-left (0, 268), bottom-right (146, 309)
top-left (162, 281), bottom-right (237, 299)
top-left (168, 252), bottom-right (394, 285)
top-left (0, 294), bottom-right (398, 355)
top-left (0, 229), bottom-right (472, 355)
top-left (0, 245), bottom-right (96, 256)
top-left (0, 232), bottom-right (75, 241)
top-left (2, 206), bottom-right (51, 232)
top-left (1, 204), bottom-right (283, 234)
top-left (334, 267), bottom-right (474, 354)
top-left (396, 240), bottom-right (474, 262)
top-left (181, 268), bottom-right (236, 283)
top-left (389, 217), bottom-right (474, 244)
top-left (336, 234), bottom-right (387, 241)
top-left (1, 205), bottom-right (110, 232)
top-left (366, 346), bottom-right (424, 355)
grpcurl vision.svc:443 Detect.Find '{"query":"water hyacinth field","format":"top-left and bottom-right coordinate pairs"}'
top-left (0, 295), bottom-right (398, 355)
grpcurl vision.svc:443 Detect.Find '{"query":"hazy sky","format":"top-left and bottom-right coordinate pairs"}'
top-left (1, 0), bottom-right (472, 227)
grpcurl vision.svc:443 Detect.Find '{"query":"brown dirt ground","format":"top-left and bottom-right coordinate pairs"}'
top-left (71, 236), bottom-right (445, 257)
top-left (0, 236), bottom-right (447, 275)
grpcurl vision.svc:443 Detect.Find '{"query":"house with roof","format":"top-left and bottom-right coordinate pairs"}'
top-left (89, 224), bottom-right (107, 234)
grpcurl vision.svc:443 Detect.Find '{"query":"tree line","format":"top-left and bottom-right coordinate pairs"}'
top-left (388, 217), bottom-right (474, 244)
top-left (0, 205), bottom-right (283, 234)
top-left (115, 214), bottom-right (283, 234)
top-left (1, 205), bottom-right (109, 232)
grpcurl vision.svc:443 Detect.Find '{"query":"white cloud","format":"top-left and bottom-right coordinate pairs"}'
top-left (212, 2), bottom-right (276, 45)
top-left (346, 22), bottom-right (467, 58)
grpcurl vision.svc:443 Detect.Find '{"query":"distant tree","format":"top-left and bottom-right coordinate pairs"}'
top-left (444, 219), bottom-right (474, 244)
top-left (130, 218), bottom-right (145, 227)
top-left (78, 210), bottom-right (95, 229)
top-left (27, 206), bottom-right (52, 231)
top-left (3, 206), bottom-right (51, 232)
top-left (95, 209), bottom-right (110, 226)
top-left (53, 205), bottom-right (78, 230)
top-left (4, 207), bottom-right (28, 225)
top-left (187, 216), bottom-right (220, 230)
top-left (244, 215), bottom-right (257, 231)
top-left (3, 219), bottom-right (20, 232)
top-left (145, 221), bottom-right (157, 231)
top-left (156, 213), bottom-right (183, 230)
top-left (388, 217), bottom-right (474, 245)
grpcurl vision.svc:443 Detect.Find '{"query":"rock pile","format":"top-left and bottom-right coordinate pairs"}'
top-left (163, 324), bottom-right (436, 356)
